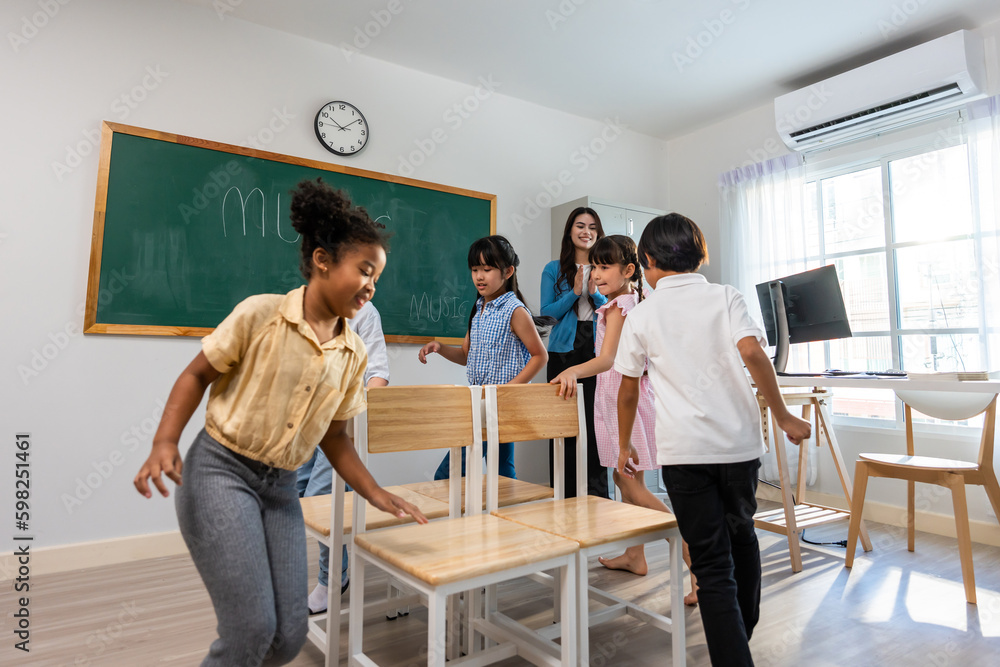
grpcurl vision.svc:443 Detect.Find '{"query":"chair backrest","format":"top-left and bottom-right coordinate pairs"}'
top-left (484, 383), bottom-right (586, 510)
top-left (366, 385), bottom-right (479, 453)
top-left (356, 384), bottom-right (483, 524)
top-left (895, 390), bottom-right (998, 467)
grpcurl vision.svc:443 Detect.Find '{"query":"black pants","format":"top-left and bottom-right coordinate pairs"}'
top-left (661, 459), bottom-right (762, 667)
top-left (546, 320), bottom-right (609, 499)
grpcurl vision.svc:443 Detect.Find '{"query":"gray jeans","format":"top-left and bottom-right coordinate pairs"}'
top-left (176, 429), bottom-right (308, 666)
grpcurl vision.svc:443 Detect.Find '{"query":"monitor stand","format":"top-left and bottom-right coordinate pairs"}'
top-left (768, 280), bottom-right (790, 374)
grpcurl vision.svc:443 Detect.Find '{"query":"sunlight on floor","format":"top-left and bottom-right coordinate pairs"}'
top-left (846, 562), bottom-right (901, 624)
top-left (906, 572), bottom-right (968, 630)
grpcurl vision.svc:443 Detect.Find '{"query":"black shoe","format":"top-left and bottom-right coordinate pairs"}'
top-left (341, 578), bottom-right (349, 595)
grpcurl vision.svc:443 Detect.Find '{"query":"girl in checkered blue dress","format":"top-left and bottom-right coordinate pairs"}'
top-left (418, 235), bottom-right (550, 480)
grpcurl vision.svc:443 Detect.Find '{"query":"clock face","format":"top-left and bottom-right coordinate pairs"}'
top-left (314, 101), bottom-right (369, 156)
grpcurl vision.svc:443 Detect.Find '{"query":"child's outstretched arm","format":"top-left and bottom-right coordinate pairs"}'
top-left (417, 332), bottom-right (470, 366)
top-left (318, 419), bottom-right (428, 523)
top-left (507, 307), bottom-right (548, 384)
top-left (737, 336), bottom-right (812, 444)
top-left (551, 303), bottom-right (625, 398)
top-left (134, 351), bottom-right (221, 498)
top-left (616, 374), bottom-right (641, 478)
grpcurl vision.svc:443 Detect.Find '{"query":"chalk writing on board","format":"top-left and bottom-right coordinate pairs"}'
top-left (221, 187), bottom-right (300, 243)
top-left (409, 292), bottom-right (470, 323)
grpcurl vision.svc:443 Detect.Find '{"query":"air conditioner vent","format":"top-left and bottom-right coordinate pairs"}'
top-left (775, 31), bottom-right (985, 152)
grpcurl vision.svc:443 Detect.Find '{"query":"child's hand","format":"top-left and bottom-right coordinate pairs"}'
top-left (777, 414), bottom-right (812, 445)
top-left (573, 266), bottom-right (584, 296)
top-left (418, 341), bottom-right (441, 363)
top-left (617, 444), bottom-right (639, 479)
top-left (587, 272), bottom-right (598, 295)
top-left (134, 442), bottom-right (183, 498)
top-left (550, 369), bottom-right (579, 399)
top-left (369, 488), bottom-right (429, 524)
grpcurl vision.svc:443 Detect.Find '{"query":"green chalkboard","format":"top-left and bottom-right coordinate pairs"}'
top-left (85, 123), bottom-right (495, 342)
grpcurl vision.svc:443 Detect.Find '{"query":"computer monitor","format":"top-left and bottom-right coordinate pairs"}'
top-left (755, 264), bottom-right (852, 373)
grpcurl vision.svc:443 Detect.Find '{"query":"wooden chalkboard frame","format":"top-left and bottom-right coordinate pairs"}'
top-left (85, 122), bottom-right (496, 343)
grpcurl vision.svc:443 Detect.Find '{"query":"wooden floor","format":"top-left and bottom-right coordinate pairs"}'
top-left (5, 506), bottom-right (1000, 666)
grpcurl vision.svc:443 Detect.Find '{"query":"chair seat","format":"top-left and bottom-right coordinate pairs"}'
top-left (859, 452), bottom-right (978, 471)
top-left (403, 475), bottom-right (553, 509)
top-left (353, 513), bottom-right (578, 586)
top-left (300, 485), bottom-right (450, 537)
top-left (493, 496), bottom-right (678, 549)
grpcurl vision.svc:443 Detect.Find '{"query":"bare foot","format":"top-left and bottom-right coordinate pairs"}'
top-left (684, 589), bottom-right (698, 606)
top-left (598, 552), bottom-right (648, 576)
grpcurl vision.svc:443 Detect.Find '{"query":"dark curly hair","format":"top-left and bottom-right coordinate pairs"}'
top-left (289, 178), bottom-right (389, 280)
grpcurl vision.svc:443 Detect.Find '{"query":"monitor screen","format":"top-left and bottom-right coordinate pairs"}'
top-left (755, 265), bottom-right (852, 346)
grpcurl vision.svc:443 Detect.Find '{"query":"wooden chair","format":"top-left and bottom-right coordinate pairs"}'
top-left (486, 383), bottom-right (687, 666)
top-left (349, 385), bottom-right (581, 666)
top-left (300, 420), bottom-right (453, 666)
top-left (399, 389), bottom-right (554, 513)
top-left (846, 389), bottom-right (1000, 604)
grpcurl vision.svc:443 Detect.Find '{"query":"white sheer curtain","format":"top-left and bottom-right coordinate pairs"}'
top-left (718, 152), bottom-right (814, 484)
top-left (967, 95), bottom-right (1000, 372)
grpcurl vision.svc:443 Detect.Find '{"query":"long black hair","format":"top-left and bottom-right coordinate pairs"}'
top-left (556, 207), bottom-right (605, 309)
top-left (467, 235), bottom-right (555, 331)
top-left (289, 178), bottom-right (389, 279)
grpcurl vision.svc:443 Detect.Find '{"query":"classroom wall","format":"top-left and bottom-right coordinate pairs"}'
top-left (0, 0), bottom-right (670, 555)
top-left (665, 18), bottom-right (1000, 537)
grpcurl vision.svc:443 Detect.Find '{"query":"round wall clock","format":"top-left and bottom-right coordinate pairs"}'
top-left (314, 101), bottom-right (369, 156)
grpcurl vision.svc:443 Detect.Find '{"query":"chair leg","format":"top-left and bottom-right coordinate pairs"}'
top-left (845, 460), bottom-right (870, 568)
top-left (575, 552), bottom-right (588, 667)
top-left (981, 470), bottom-right (1000, 526)
top-left (946, 475), bottom-right (977, 604)
top-left (428, 592), bottom-right (447, 667)
top-left (670, 535), bottom-right (687, 667)
top-left (907, 480), bottom-right (915, 552)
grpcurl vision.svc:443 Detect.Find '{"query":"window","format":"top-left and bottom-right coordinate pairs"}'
top-left (791, 140), bottom-right (994, 426)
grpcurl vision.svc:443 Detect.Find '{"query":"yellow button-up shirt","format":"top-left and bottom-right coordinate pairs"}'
top-left (201, 286), bottom-right (368, 469)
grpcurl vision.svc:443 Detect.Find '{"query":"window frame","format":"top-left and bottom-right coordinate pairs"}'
top-left (800, 115), bottom-right (990, 435)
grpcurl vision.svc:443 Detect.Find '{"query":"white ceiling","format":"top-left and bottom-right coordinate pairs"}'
top-left (180, 0), bottom-right (1000, 140)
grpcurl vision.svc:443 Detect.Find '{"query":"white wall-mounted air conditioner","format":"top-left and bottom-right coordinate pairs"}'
top-left (775, 30), bottom-right (986, 152)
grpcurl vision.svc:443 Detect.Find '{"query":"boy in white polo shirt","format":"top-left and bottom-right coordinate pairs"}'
top-left (615, 213), bottom-right (811, 667)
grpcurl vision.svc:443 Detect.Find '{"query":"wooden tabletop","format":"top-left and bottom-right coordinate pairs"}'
top-left (493, 496), bottom-right (678, 548)
top-left (300, 485), bottom-right (450, 536)
top-left (403, 475), bottom-right (553, 508)
top-left (353, 513), bottom-right (578, 586)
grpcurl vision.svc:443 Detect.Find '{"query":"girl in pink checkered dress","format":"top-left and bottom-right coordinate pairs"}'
top-left (551, 235), bottom-right (697, 604)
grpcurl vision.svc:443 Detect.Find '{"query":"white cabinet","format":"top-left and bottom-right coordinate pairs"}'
top-left (550, 196), bottom-right (665, 260)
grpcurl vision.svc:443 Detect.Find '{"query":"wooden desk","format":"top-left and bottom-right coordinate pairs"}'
top-left (758, 376), bottom-right (1000, 572)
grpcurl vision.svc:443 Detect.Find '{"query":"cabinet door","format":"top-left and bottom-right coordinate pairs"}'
top-left (590, 203), bottom-right (628, 237)
top-left (626, 209), bottom-right (660, 241)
